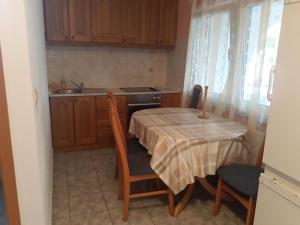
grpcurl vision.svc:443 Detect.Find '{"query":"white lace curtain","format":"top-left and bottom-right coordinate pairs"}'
top-left (183, 0), bottom-right (284, 162)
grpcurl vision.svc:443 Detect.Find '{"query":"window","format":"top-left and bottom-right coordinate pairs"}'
top-left (242, 0), bottom-right (284, 106)
top-left (188, 0), bottom-right (284, 107)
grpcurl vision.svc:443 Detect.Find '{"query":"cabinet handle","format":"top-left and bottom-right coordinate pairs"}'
top-left (71, 35), bottom-right (74, 40)
top-left (123, 38), bottom-right (127, 42)
top-left (65, 35), bottom-right (69, 40)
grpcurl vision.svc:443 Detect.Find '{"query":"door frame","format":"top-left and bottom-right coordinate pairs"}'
top-left (0, 48), bottom-right (21, 224)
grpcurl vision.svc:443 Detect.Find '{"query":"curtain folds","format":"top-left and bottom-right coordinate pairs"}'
top-left (183, 0), bottom-right (284, 163)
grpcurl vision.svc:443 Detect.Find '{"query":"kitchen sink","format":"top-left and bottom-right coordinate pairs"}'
top-left (55, 89), bottom-right (82, 94)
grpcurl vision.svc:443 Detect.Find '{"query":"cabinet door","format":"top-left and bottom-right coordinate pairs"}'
top-left (91, 0), bottom-right (122, 43)
top-left (122, 0), bottom-right (142, 44)
top-left (50, 97), bottom-right (75, 147)
top-left (159, 0), bottom-right (178, 47)
top-left (44, 0), bottom-right (70, 41)
top-left (141, 0), bottom-right (160, 45)
top-left (161, 93), bottom-right (181, 107)
top-left (74, 97), bottom-right (96, 145)
top-left (69, 0), bottom-right (91, 41)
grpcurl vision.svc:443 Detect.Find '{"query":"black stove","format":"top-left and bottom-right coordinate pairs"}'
top-left (120, 87), bottom-right (159, 93)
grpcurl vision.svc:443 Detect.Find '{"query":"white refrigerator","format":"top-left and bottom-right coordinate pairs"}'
top-left (254, 1), bottom-right (300, 225)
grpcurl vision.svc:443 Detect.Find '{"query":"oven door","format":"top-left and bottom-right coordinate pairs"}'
top-left (127, 102), bottom-right (161, 122)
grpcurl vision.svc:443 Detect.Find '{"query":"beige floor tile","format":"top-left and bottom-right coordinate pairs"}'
top-left (52, 216), bottom-right (70, 225)
top-left (109, 208), bottom-right (154, 225)
top-left (68, 174), bottom-right (101, 197)
top-left (69, 192), bottom-right (107, 218)
top-left (103, 190), bottom-right (144, 211)
top-left (52, 195), bottom-right (69, 222)
top-left (70, 210), bottom-right (112, 225)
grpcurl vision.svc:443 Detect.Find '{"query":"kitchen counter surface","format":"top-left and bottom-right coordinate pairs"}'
top-left (49, 87), bottom-right (181, 97)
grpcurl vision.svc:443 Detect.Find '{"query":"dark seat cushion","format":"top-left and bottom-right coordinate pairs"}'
top-left (127, 138), bottom-right (147, 154)
top-left (128, 151), bottom-right (155, 176)
top-left (217, 164), bottom-right (264, 197)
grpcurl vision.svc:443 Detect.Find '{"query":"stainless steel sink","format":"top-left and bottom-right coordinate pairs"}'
top-left (55, 89), bottom-right (82, 94)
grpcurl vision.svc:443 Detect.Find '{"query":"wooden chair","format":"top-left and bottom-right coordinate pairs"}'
top-left (107, 94), bottom-right (170, 221)
top-left (106, 92), bottom-right (147, 179)
top-left (213, 138), bottom-right (265, 225)
top-left (189, 84), bottom-right (203, 109)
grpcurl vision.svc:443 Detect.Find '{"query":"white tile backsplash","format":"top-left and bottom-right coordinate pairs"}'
top-left (46, 46), bottom-right (168, 88)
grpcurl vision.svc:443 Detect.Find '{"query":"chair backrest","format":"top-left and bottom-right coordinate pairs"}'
top-left (107, 92), bottom-right (126, 146)
top-left (107, 93), bottom-right (130, 178)
top-left (189, 85), bottom-right (203, 109)
top-left (256, 137), bottom-right (266, 168)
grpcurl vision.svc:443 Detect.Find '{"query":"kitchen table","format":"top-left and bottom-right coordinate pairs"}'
top-left (129, 108), bottom-right (249, 216)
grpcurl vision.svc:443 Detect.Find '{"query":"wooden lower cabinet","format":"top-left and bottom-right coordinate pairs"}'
top-left (50, 93), bottom-right (180, 151)
top-left (161, 93), bottom-right (181, 107)
top-left (74, 96), bottom-right (96, 145)
top-left (50, 96), bottom-right (96, 150)
top-left (96, 96), bottom-right (127, 147)
top-left (50, 97), bottom-right (75, 147)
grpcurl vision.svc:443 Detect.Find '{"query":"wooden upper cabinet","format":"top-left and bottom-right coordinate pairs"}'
top-left (141, 0), bottom-right (160, 45)
top-left (44, 0), bottom-right (69, 41)
top-left (122, 0), bottom-right (142, 44)
top-left (69, 0), bottom-right (91, 41)
top-left (91, 0), bottom-right (123, 43)
top-left (74, 96), bottom-right (96, 145)
top-left (159, 0), bottom-right (178, 46)
top-left (50, 97), bottom-right (75, 147)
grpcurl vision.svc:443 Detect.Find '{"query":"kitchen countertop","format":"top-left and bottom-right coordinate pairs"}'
top-left (48, 87), bottom-right (181, 97)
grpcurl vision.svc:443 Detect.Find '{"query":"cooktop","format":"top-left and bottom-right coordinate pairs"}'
top-left (120, 87), bottom-right (159, 93)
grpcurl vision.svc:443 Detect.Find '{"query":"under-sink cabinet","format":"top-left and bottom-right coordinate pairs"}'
top-left (50, 95), bottom-right (127, 151)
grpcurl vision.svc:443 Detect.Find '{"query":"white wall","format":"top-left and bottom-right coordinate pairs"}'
top-left (0, 0), bottom-right (53, 225)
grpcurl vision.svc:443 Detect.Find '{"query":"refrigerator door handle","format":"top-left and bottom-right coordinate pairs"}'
top-left (259, 173), bottom-right (300, 207)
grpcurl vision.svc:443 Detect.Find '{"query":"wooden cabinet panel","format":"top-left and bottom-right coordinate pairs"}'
top-left (69, 0), bottom-right (91, 41)
top-left (141, 0), bottom-right (160, 45)
top-left (91, 0), bottom-right (122, 43)
top-left (161, 93), bottom-right (181, 108)
top-left (96, 95), bottom-right (127, 147)
top-left (74, 96), bottom-right (96, 145)
top-left (159, 0), bottom-right (178, 46)
top-left (50, 97), bottom-right (75, 147)
top-left (122, 0), bottom-right (142, 44)
top-left (44, 0), bottom-right (70, 41)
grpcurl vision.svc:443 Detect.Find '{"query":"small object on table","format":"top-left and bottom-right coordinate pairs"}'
top-left (199, 86), bottom-right (209, 119)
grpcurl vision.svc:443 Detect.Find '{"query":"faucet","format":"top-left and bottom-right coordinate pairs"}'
top-left (69, 81), bottom-right (85, 93)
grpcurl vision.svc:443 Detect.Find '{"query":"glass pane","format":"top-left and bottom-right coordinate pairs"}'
top-left (214, 11), bottom-right (230, 94)
top-left (259, 0), bottom-right (284, 106)
top-left (242, 4), bottom-right (263, 102)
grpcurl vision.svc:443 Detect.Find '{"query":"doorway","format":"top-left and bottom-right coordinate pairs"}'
top-left (0, 48), bottom-right (21, 225)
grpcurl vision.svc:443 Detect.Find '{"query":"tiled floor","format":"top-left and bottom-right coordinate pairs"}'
top-left (52, 149), bottom-right (246, 225)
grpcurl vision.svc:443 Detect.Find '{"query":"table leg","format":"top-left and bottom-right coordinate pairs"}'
top-left (168, 184), bottom-right (194, 218)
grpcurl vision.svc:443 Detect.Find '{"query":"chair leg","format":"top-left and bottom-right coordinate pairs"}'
top-left (122, 181), bottom-right (130, 221)
top-left (213, 178), bottom-right (223, 216)
top-left (246, 198), bottom-right (256, 225)
top-left (168, 188), bottom-right (175, 216)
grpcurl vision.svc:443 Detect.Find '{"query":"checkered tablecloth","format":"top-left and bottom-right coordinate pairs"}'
top-left (129, 108), bottom-right (249, 194)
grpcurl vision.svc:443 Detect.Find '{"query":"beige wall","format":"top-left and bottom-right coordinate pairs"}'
top-left (0, 0), bottom-right (52, 224)
top-left (47, 46), bottom-right (168, 88)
